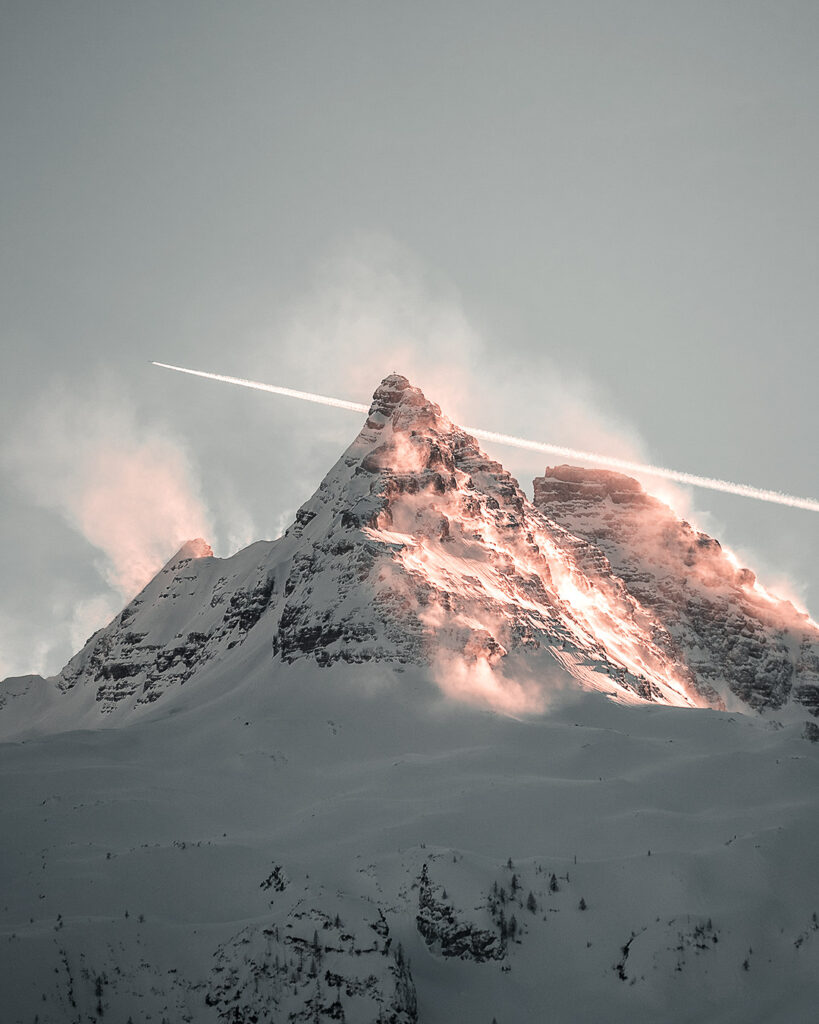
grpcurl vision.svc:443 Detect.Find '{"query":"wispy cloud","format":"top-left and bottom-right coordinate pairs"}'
top-left (3, 375), bottom-right (213, 600)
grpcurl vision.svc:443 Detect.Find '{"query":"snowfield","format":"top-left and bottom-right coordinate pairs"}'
top-left (2, 663), bottom-right (819, 1023)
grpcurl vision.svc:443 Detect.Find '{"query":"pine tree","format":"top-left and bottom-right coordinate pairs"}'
top-left (526, 892), bottom-right (537, 913)
top-left (549, 873), bottom-right (559, 893)
top-left (578, 897), bottom-right (587, 911)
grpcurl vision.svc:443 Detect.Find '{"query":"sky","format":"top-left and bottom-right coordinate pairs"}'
top-left (1, 0), bottom-right (818, 679)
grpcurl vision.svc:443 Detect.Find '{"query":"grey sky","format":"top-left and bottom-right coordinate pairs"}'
top-left (2, 1), bottom-right (818, 678)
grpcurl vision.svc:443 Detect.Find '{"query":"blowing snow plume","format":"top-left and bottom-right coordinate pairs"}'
top-left (4, 381), bottom-right (213, 598)
top-left (153, 362), bottom-right (819, 513)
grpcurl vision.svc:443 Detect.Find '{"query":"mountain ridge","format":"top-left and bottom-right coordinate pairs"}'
top-left (534, 464), bottom-right (819, 716)
top-left (2, 373), bottom-right (817, 735)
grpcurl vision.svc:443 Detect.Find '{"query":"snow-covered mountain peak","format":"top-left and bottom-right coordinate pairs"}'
top-left (3, 375), bottom-right (818, 732)
top-left (166, 537), bottom-right (214, 565)
top-left (274, 375), bottom-right (708, 712)
top-left (366, 372), bottom-right (445, 425)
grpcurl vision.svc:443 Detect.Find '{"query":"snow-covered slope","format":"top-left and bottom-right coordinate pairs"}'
top-left (2, 665), bottom-right (819, 1024)
top-left (58, 538), bottom-right (276, 704)
top-left (533, 465), bottom-right (819, 717)
top-left (2, 375), bottom-right (819, 1024)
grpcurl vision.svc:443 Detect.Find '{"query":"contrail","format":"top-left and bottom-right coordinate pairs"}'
top-left (463, 427), bottom-right (819, 512)
top-left (152, 361), bottom-right (819, 513)
top-left (152, 362), bottom-right (370, 414)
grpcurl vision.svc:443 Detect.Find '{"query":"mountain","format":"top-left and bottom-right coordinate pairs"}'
top-left (12, 373), bottom-right (817, 732)
top-left (1, 375), bottom-right (819, 1024)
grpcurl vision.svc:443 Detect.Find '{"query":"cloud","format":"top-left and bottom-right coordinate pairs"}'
top-left (429, 649), bottom-right (547, 716)
top-left (3, 375), bottom-right (213, 600)
top-left (248, 234), bottom-right (662, 486)
top-left (235, 232), bottom-right (723, 555)
top-left (0, 611), bottom-right (53, 681)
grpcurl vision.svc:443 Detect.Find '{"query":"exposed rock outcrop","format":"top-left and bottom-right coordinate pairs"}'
top-left (533, 465), bottom-right (819, 715)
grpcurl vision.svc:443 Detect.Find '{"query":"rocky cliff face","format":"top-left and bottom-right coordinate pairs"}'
top-left (55, 537), bottom-right (285, 711)
top-left (533, 465), bottom-right (819, 716)
top-left (271, 374), bottom-right (704, 710)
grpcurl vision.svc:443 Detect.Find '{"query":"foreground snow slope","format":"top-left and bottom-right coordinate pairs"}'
top-left (1, 661), bottom-right (819, 1024)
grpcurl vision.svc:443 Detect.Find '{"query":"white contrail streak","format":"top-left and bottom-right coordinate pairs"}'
top-left (464, 427), bottom-right (819, 512)
top-left (152, 362), bottom-right (370, 414)
top-left (152, 361), bottom-right (819, 513)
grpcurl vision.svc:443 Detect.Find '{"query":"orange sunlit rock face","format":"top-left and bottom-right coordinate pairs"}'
top-left (533, 466), bottom-right (819, 715)
top-left (277, 374), bottom-right (712, 714)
